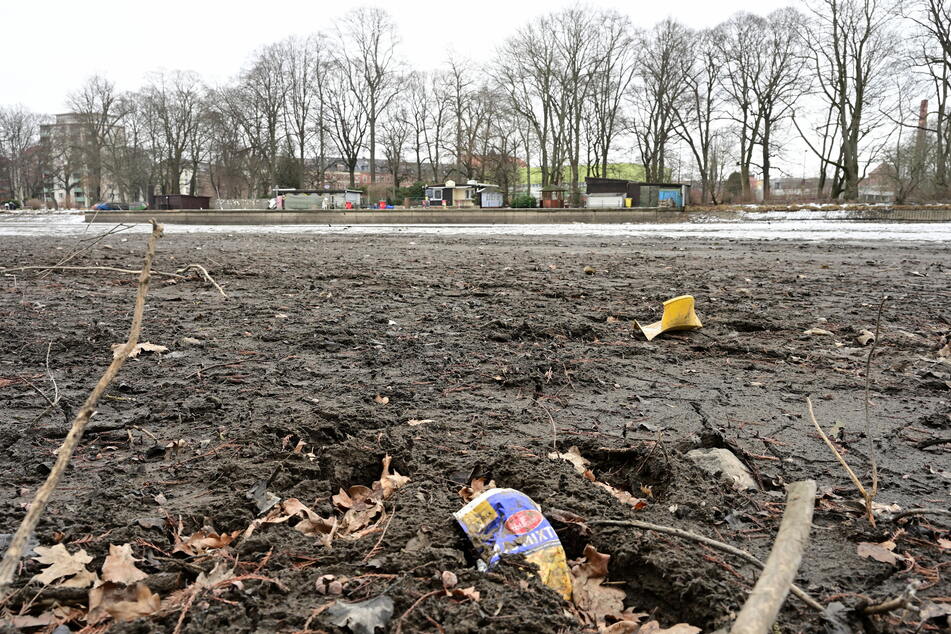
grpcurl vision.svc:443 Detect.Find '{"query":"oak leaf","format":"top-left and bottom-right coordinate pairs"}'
top-left (31, 544), bottom-right (96, 588)
top-left (101, 543), bottom-right (148, 585)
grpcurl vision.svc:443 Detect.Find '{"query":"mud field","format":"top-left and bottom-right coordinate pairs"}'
top-left (0, 229), bottom-right (949, 633)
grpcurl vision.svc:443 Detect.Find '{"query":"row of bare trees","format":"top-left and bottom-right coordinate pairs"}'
top-left (3, 1), bottom-right (951, 206)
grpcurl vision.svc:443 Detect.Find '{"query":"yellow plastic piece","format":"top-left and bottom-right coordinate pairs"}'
top-left (636, 295), bottom-right (703, 341)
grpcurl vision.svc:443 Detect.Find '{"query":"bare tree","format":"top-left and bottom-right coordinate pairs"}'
top-left (716, 13), bottom-right (766, 199)
top-left (904, 0), bottom-right (951, 197)
top-left (804, 0), bottom-right (898, 200)
top-left (404, 72), bottom-right (429, 182)
top-left (324, 61), bottom-right (369, 187)
top-left (67, 75), bottom-right (125, 202)
top-left (587, 11), bottom-right (637, 179)
top-left (0, 105), bottom-right (43, 203)
top-left (282, 34), bottom-right (329, 183)
top-left (755, 8), bottom-right (810, 201)
top-left (630, 19), bottom-right (691, 183)
top-left (674, 29), bottom-right (722, 203)
top-left (141, 71), bottom-right (206, 195)
top-left (335, 7), bottom-right (400, 185)
top-left (380, 102), bottom-right (412, 198)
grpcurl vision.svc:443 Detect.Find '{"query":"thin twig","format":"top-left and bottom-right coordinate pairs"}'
top-left (17, 374), bottom-right (63, 425)
top-left (45, 342), bottom-right (58, 405)
top-left (0, 220), bottom-right (164, 595)
top-left (0, 265), bottom-right (185, 279)
top-left (177, 264), bottom-right (228, 298)
top-left (806, 397), bottom-right (874, 527)
top-left (589, 518), bottom-right (824, 612)
top-left (38, 223), bottom-right (133, 278)
top-left (890, 508), bottom-right (951, 522)
top-left (537, 403), bottom-right (558, 452)
top-left (393, 589), bottom-right (444, 634)
top-left (865, 295), bottom-right (886, 499)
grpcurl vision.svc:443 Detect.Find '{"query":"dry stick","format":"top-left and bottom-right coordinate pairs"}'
top-left (890, 507), bottom-right (951, 522)
top-left (806, 397), bottom-right (875, 527)
top-left (0, 265), bottom-right (186, 279)
top-left (0, 220), bottom-right (164, 595)
top-left (177, 264), bottom-right (228, 298)
top-left (731, 480), bottom-right (818, 634)
top-left (864, 296), bottom-right (886, 501)
top-left (38, 222), bottom-right (133, 278)
top-left (588, 518), bottom-right (824, 612)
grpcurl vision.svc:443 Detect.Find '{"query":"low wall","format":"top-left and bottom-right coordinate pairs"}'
top-left (83, 207), bottom-right (951, 225)
top-left (85, 208), bottom-right (698, 225)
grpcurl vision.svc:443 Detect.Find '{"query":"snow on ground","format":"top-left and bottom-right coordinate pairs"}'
top-left (1, 212), bottom-right (950, 242)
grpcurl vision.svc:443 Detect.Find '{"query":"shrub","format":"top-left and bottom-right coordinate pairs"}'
top-left (511, 194), bottom-right (537, 208)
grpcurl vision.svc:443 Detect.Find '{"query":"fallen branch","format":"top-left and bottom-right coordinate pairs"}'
top-left (731, 480), bottom-right (817, 634)
top-left (0, 220), bottom-right (164, 595)
top-left (0, 265), bottom-right (186, 279)
top-left (806, 397), bottom-right (875, 527)
top-left (588, 518), bottom-right (824, 612)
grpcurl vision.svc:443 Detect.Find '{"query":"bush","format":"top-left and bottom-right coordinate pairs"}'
top-left (26, 199), bottom-right (44, 210)
top-left (511, 194), bottom-right (537, 208)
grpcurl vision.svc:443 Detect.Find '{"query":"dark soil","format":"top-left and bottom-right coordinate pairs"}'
top-left (0, 230), bottom-right (949, 633)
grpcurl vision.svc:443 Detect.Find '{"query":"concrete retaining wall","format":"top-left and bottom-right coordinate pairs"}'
top-left (84, 207), bottom-right (951, 225)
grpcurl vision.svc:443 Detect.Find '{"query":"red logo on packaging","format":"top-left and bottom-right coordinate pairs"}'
top-left (505, 510), bottom-right (543, 534)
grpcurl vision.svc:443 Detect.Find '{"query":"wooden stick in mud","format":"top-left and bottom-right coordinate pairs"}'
top-left (730, 479), bottom-right (817, 634)
top-left (0, 220), bottom-right (164, 594)
top-left (806, 397), bottom-right (875, 527)
top-left (588, 518), bottom-right (824, 612)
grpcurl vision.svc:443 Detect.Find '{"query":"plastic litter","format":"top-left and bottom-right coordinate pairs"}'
top-left (636, 295), bottom-right (703, 341)
top-left (454, 487), bottom-right (572, 600)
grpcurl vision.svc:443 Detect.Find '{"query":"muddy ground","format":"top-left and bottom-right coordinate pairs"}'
top-left (0, 229), bottom-right (949, 633)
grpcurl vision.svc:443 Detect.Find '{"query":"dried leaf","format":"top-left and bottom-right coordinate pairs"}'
top-left (857, 541), bottom-right (903, 565)
top-left (449, 586), bottom-right (480, 602)
top-left (101, 543), bottom-right (147, 585)
top-left (193, 562), bottom-right (236, 590)
top-left (458, 477), bottom-right (496, 502)
top-left (804, 328), bottom-right (834, 336)
top-left (597, 482), bottom-right (648, 511)
top-left (333, 485), bottom-right (374, 510)
top-left (441, 570), bottom-right (458, 590)
top-left (937, 537), bottom-right (951, 550)
top-left (327, 594), bottom-right (395, 634)
top-left (31, 544), bottom-right (95, 587)
top-left (374, 394), bottom-right (389, 405)
top-left (376, 455), bottom-right (409, 499)
top-left (112, 342), bottom-right (168, 360)
top-left (173, 529), bottom-right (240, 556)
top-left (88, 581), bottom-right (161, 623)
top-left (548, 446), bottom-right (590, 475)
top-left (571, 545), bottom-right (625, 627)
top-left (407, 418), bottom-right (434, 426)
top-left (635, 621), bottom-right (701, 634)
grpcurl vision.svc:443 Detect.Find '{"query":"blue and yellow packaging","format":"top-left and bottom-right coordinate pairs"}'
top-left (454, 487), bottom-right (572, 600)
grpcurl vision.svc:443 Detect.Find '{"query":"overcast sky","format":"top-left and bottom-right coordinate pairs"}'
top-left (4, 0), bottom-right (799, 114)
